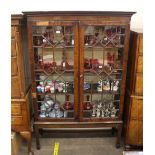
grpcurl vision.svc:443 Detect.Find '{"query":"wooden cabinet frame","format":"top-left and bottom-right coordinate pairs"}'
top-left (24, 11), bottom-right (135, 149)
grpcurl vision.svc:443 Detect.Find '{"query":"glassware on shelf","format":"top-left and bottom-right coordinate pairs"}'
top-left (114, 60), bottom-right (121, 69)
top-left (84, 58), bottom-right (91, 69)
top-left (84, 82), bottom-right (91, 92)
top-left (39, 95), bottom-right (55, 118)
top-left (55, 26), bottom-right (63, 33)
top-left (107, 52), bottom-right (115, 67)
top-left (65, 26), bottom-right (72, 34)
top-left (52, 26), bottom-right (64, 45)
top-left (49, 102), bottom-right (64, 118)
top-left (117, 26), bottom-right (125, 34)
top-left (42, 27), bottom-right (54, 45)
top-left (96, 79), bottom-right (120, 92)
top-left (92, 83), bottom-right (98, 92)
top-left (63, 111), bottom-right (68, 118)
top-left (89, 36), bottom-right (93, 45)
top-left (104, 52), bottom-right (115, 71)
top-left (33, 36), bottom-right (43, 46)
top-left (43, 63), bottom-right (53, 73)
top-left (84, 36), bottom-right (89, 46)
top-left (38, 54), bottom-right (55, 72)
top-left (43, 54), bottom-right (53, 63)
top-left (91, 100), bottom-right (118, 118)
top-left (85, 26), bottom-right (94, 35)
top-left (84, 58), bottom-right (102, 70)
top-left (90, 59), bottom-right (99, 69)
top-left (61, 59), bottom-right (69, 69)
top-left (37, 85), bottom-right (42, 93)
top-left (51, 81), bottom-right (65, 93)
top-left (111, 107), bottom-right (118, 118)
top-left (106, 28), bottom-right (112, 38)
top-left (97, 80), bottom-right (102, 92)
top-left (103, 80), bottom-right (111, 91)
top-left (63, 94), bottom-right (73, 110)
top-left (104, 65), bottom-right (114, 74)
top-left (111, 80), bottom-right (120, 92)
top-left (40, 111), bottom-right (46, 118)
top-left (65, 35), bottom-right (74, 46)
top-left (39, 95), bottom-right (64, 118)
top-left (37, 80), bottom-right (67, 94)
top-left (57, 82), bottom-right (65, 93)
top-left (49, 81), bottom-right (55, 93)
top-left (45, 85), bottom-right (51, 93)
top-left (44, 95), bottom-right (54, 108)
top-left (84, 95), bottom-right (92, 110)
top-left (61, 50), bottom-right (71, 70)
top-left (40, 103), bottom-right (46, 111)
top-left (84, 35), bottom-right (94, 46)
top-left (37, 82), bottom-right (44, 93)
top-left (97, 101), bottom-right (103, 117)
top-left (92, 101), bottom-right (97, 117)
top-left (66, 83), bottom-right (74, 93)
top-left (104, 108), bottom-right (111, 118)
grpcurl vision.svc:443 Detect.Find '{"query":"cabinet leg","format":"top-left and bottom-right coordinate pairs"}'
top-left (111, 127), bottom-right (115, 135)
top-left (124, 145), bottom-right (131, 151)
top-left (39, 128), bottom-right (44, 136)
top-left (116, 124), bottom-right (122, 148)
top-left (34, 124), bottom-right (40, 150)
top-left (20, 131), bottom-right (34, 155)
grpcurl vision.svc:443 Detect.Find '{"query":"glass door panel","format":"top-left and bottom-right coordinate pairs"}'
top-left (32, 25), bottom-right (75, 119)
top-left (83, 25), bottom-right (125, 119)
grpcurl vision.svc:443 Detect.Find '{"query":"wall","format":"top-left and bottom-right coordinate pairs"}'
top-left (9, 0), bottom-right (143, 31)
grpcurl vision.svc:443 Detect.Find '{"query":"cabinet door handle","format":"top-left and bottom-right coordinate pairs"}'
top-left (80, 74), bottom-right (83, 78)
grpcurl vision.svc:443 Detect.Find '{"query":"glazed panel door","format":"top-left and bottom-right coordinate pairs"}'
top-left (29, 21), bottom-right (79, 121)
top-left (79, 23), bottom-right (127, 121)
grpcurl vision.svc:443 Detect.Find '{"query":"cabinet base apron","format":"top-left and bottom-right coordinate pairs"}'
top-left (33, 121), bottom-right (123, 149)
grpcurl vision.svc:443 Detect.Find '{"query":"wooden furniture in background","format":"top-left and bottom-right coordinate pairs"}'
top-left (11, 15), bottom-right (33, 155)
top-left (23, 11), bottom-right (135, 149)
top-left (11, 131), bottom-right (21, 155)
top-left (124, 31), bottom-right (143, 149)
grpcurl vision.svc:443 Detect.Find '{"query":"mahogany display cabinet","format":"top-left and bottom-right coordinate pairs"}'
top-left (23, 11), bottom-right (135, 149)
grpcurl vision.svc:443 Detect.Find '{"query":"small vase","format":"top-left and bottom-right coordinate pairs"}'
top-left (63, 94), bottom-right (73, 110)
top-left (84, 95), bottom-right (92, 110)
top-left (61, 59), bottom-right (69, 70)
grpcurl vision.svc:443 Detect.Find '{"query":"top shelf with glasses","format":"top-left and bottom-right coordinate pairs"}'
top-left (32, 26), bottom-right (75, 48)
top-left (84, 26), bottom-right (125, 48)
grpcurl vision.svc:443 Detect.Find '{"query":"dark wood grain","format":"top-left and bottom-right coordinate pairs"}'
top-left (23, 11), bottom-right (135, 17)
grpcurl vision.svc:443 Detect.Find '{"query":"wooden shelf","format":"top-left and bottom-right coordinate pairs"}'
top-left (36, 92), bottom-right (74, 96)
top-left (84, 45), bottom-right (124, 48)
top-left (33, 45), bottom-right (74, 48)
top-left (84, 91), bottom-right (120, 95)
top-left (34, 68), bottom-right (74, 74)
